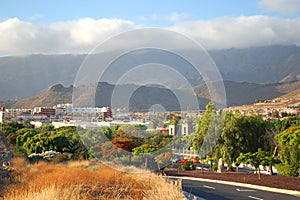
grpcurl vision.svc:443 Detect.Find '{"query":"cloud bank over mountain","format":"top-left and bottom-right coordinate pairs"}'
top-left (1, 16), bottom-right (300, 55)
top-left (0, 18), bottom-right (139, 55)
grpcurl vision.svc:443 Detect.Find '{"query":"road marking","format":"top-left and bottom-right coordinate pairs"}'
top-left (168, 176), bottom-right (300, 196)
top-left (237, 188), bottom-right (256, 192)
top-left (248, 195), bottom-right (264, 200)
top-left (203, 185), bottom-right (215, 190)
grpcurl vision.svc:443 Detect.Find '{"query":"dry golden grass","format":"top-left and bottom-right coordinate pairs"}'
top-left (0, 158), bottom-right (183, 200)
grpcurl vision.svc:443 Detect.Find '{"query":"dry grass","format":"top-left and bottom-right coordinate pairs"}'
top-left (0, 158), bottom-right (183, 200)
top-left (137, 173), bottom-right (183, 200)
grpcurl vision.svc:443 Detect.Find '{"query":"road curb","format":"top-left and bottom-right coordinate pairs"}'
top-left (168, 176), bottom-right (300, 196)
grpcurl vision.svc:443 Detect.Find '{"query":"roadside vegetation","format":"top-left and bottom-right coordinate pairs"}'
top-left (192, 103), bottom-right (300, 177)
top-left (0, 157), bottom-right (182, 200)
top-left (1, 103), bottom-right (300, 181)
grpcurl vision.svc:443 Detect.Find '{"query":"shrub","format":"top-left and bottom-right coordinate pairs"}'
top-left (210, 163), bottom-right (218, 171)
top-left (27, 154), bottom-right (44, 164)
top-left (52, 153), bottom-right (70, 163)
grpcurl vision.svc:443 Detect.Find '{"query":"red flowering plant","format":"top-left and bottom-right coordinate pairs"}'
top-left (91, 141), bottom-right (123, 161)
top-left (176, 158), bottom-right (196, 170)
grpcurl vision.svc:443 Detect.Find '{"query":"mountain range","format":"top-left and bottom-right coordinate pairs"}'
top-left (0, 45), bottom-right (299, 109)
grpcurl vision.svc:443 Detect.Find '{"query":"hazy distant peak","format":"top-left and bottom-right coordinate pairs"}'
top-left (49, 84), bottom-right (73, 92)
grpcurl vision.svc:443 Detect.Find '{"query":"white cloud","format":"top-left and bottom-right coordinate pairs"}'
top-left (169, 16), bottom-right (300, 49)
top-left (1, 16), bottom-right (300, 54)
top-left (0, 18), bottom-right (138, 54)
top-left (258, 0), bottom-right (300, 13)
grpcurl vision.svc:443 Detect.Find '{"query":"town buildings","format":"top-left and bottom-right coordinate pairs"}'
top-left (0, 103), bottom-right (200, 138)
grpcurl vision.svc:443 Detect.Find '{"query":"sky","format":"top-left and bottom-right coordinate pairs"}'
top-left (1, 0), bottom-right (300, 55)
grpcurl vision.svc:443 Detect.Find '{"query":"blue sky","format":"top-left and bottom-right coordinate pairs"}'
top-left (1, 0), bottom-right (298, 25)
top-left (0, 0), bottom-right (300, 54)
top-left (0, 0), bottom-right (257, 24)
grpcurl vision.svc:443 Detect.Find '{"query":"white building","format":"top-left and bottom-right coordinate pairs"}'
top-left (52, 121), bottom-right (76, 128)
top-left (0, 108), bottom-right (4, 123)
top-left (55, 107), bottom-right (67, 116)
top-left (168, 123), bottom-right (194, 136)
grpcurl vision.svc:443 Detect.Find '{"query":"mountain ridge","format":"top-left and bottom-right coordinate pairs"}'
top-left (0, 45), bottom-right (299, 103)
top-left (1, 80), bottom-right (299, 110)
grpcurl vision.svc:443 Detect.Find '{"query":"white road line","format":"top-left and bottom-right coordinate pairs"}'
top-left (203, 185), bottom-right (216, 190)
top-left (248, 195), bottom-right (264, 200)
top-left (237, 188), bottom-right (256, 192)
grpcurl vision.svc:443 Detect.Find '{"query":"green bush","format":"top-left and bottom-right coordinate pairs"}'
top-left (27, 154), bottom-right (44, 164)
top-left (13, 146), bottom-right (26, 157)
top-left (113, 155), bottom-right (143, 167)
top-left (210, 163), bottom-right (218, 171)
top-left (52, 153), bottom-right (70, 163)
top-left (276, 163), bottom-right (299, 177)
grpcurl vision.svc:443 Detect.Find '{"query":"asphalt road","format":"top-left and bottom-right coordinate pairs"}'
top-left (180, 179), bottom-right (300, 200)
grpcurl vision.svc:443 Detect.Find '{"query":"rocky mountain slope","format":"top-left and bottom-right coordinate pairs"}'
top-left (0, 45), bottom-right (299, 101)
